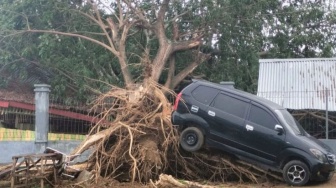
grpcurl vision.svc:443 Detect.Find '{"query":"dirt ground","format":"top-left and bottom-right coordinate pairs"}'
top-left (58, 174), bottom-right (336, 188)
top-left (93, 174), bottom-right (336, 188)
top-left (1, 163), bottom-right (335, 188)
top-left (217, 175), bottom-right (336, 188)
top-left (0, 175), bottom-right (335, 188)
top-left (73, 174), bottom-right (336, 188)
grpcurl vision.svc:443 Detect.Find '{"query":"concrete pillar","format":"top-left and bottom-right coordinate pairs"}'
top-left (34, 84), bottom-right (51, 152)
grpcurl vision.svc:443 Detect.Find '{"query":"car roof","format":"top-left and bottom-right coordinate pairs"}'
top-left (191, 79), bottom-right (285, 110)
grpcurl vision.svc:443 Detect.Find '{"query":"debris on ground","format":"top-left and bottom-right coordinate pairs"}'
top-left (150, 174), bottom-right (217, 188)
top-left (75, 170), bottom-right (94, 183)
top-left (10, 152), bottom-right (62, 188)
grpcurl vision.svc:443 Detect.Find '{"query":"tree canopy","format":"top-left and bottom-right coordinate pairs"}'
top-left (0, 0), bottom-right (335, 99)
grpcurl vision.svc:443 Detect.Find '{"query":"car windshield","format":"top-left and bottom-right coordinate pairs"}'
top-left (275, 109), bottom-right (305, 135)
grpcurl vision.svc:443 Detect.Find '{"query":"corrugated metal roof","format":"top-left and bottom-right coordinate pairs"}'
top-left (257, 58), bottom-right (336, 111)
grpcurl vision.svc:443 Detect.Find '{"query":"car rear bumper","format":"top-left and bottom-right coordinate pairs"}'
top-left (171, 111), bottom-right (184, 126)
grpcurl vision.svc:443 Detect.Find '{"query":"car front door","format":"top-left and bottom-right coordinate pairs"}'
top-left (242, 102), bottom-right (286, 163)
top-left (205, 92), bottom-right (249, 150)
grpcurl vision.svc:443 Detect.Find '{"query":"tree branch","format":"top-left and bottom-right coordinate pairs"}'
top-left (22, 29), bottom-right (119, 56)
top-left (157, 0), bottom-right (170, 22)
top-left (123, 0), bottom-right (152, 29)
top-left (164, 55), bottom-right (175, 89)
top-left (171, 52), bottom-right (211, 89)
top-left (164, 21), bottom-right (179, 88)
top-left (173, 38), bottom-right (202, 52)
top-left (90, 2), bottom-right (116, 51)
top-left (150, 0), bottom-right (173, 82)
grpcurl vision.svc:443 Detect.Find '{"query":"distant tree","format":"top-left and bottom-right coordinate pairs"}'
top-left (194, 0), bottom-right (336, 93)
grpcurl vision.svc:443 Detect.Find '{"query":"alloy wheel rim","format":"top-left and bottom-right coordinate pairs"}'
top-left (287, 165), bottom-right (306, 183)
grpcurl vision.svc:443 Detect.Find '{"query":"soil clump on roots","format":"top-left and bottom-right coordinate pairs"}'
top-left (71, 81), bottom-right (282, 185)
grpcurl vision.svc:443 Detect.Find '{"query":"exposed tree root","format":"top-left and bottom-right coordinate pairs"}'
top-left (71, 80), bottom-right (282, 184)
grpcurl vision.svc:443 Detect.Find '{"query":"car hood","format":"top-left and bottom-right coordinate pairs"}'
top-left (300, 134), bottom-right (334, 154)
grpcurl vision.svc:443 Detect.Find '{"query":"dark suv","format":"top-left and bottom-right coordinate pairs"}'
top-left (171, 79), bottom-right (335, 186)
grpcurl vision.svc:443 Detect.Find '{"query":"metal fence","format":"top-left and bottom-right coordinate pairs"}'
top-left (48, 96), bottom-right (92, 135)
top-left (258, 89), bottom-right (336, 139)
top-left (0, 96), bottom-right (92, 141)
top-left (2, 88), bottom-right (335, 140)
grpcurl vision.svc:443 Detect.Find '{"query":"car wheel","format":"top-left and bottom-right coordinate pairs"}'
top-left (283, 160), bottom-right (310, 186)
top-left (180, 127), bottom-right (204, 152)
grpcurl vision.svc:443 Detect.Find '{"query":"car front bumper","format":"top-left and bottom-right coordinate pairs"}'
top-left (310, 161), bottom-right (335, 181)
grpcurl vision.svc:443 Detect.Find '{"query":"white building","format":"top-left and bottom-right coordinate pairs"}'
top-left (257, 58), bottom-right (336, 111)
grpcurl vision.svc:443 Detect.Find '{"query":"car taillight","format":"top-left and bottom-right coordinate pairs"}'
top-left (173, 92), bottom-right (182, 111)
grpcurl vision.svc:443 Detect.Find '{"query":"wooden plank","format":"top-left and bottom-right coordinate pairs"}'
top-left (10, 153), bottom-right (61, 188)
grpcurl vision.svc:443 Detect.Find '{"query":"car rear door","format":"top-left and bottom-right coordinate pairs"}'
top-left (205, 92), bottom-right (249, 150)
top-left (242, 101), bottom-right (286, 163)
top-left (186, 85), bottom-right (219, 122)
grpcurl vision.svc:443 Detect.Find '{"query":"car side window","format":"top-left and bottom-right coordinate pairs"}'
top-left (248, 105), bottom-right (278, 130)
top-left (212, 93), bottom-right (248, 119)
top-left (191, 85), bottom-right (219, 105)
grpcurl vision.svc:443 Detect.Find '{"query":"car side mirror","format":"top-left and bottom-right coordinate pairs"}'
top-left (275, 124), bottom-right (284, 135)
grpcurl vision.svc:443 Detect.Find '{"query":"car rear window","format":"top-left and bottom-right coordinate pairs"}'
top-left (191, 85), bottom-right (219, 105)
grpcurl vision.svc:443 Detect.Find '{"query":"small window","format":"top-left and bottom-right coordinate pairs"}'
top-left (191, 85), bottom-right (219, 105)
top-left (248, 105), bottom-right (278, 130)
top-left (213, 93), bottom-right (248, 118)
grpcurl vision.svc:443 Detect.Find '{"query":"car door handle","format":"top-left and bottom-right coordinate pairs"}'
top-left (191, 105), bottom-right (199, 113)
top-left (246, 124), bottom-right (254, 131)
top-left (208, 110), bottom-right (216, 117)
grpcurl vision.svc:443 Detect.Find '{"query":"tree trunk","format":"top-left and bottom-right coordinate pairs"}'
top-left (164, 55), bottom-right (176, 89)
top-left (151, 42), bottom-right (173, 82)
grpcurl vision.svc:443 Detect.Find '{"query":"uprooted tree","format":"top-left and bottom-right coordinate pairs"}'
top-left (59, 0), bottom-right (261, 182)
top-left (0, 0), bottom-right (292, 184)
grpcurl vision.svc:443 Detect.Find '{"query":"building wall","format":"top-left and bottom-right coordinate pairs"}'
top-left (0, 127), bottom-right (86, 141)
top-left (258, 58), bottom-right (336, 111)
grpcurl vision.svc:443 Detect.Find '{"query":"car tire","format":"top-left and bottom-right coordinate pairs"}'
top-left (283, 160), bottom-right (310, 186)
top-left (180, 127), bottom-right (204, 152)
